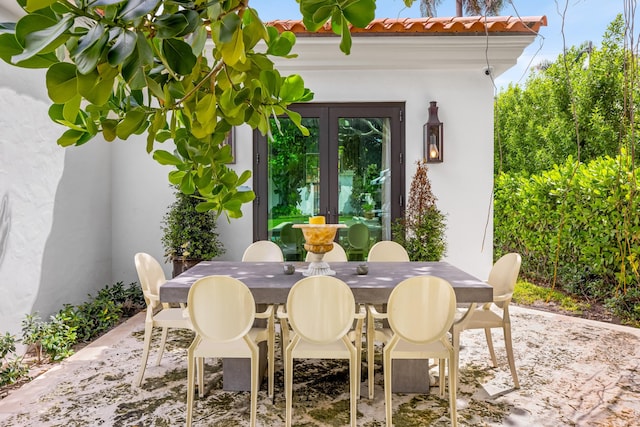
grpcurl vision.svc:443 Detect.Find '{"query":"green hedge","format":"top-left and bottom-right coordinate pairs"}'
top-left (494, 152), bottom-right (640, 322)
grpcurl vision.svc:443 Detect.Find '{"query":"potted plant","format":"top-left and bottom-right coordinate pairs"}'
top-left (162, 189), bottom-right (225, 277)
top-left (392, 160), bottom-right (447, 261)
top-left (362, 202), bottom-right (375, 220)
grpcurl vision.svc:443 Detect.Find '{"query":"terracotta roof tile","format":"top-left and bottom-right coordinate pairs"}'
top-left (267, 16), bottom-right (547, 36)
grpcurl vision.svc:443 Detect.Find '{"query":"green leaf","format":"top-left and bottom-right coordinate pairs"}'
top-left (101, 119), bottom-right (118, 142)
top-left (280, 74), bottom-right (305, 102)
top-left (175, 10), bottom-right (201, 38)
top-left (195, 93), bottom-right (216, 125)
top-left (135, 31), bottom-right (153, 66)
top-left (180, 173), bottom-right (196, 194)
top-left (235, 190), bottom-right (255, 203)
top-left (153, 150), bottom-right (182, 166)
top-left (338, 18), bottom-right (352, 54)
top-left (267, 31), bottom-right (296, 57)
top-left (46, 62), bottom-right (77, 103)
top-left (116, 108), bottom-right (147, 139)
top-left (220, 13), bottom-right (241, 43)
top-left (220, 26), bottom-right (246, 66)
top-left (0, 33), bottom-right (58, 68)
top-left (107, 29), bottom-right (136, 66)
top-left (77, 64), bottom-right (118, 105)
top-left (62, 94), bottom-right (81, 123)
top-left (25, 0), bottom-right (56, 12)
top-left (73, 23), bottom-right (109, 74)
top-left (57, 129), bottom-right (90, 147)
top-left (118, 0), bottom-right (161, 22)
top-left (122, 49), bottom-right (146, 89)
top-left (154, 13), bottom-right (189, 39)
top-left (237, 170), bottom-right (252, 186)
top-left (162, 38), bottom-right (196, 76)
top-left (343, 0), bottom-right (376, 28)
top-left (12, 14), bottom-right (72, 63)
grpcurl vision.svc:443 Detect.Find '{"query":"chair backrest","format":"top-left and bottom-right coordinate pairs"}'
top-left (348, 223), bottom-right (369, 249)
top-left (242, 240), bottom-right (284, 262)
top-left (387, 276), bottom-right (456, 344)
top-left (305, 242), bottom-right (348, 262)
top-left (488, 253), bottom-right (522, 298)
top-left (134, 252), bottom-right (166, 308)
top-left (286, 276), bottom-right (356, 344)
top-left (280, 223), bottom-right (303, 245)
top-left (367, 241), bottom-right (410, 262)
top-left (187, 275), bottom-right (256, 342)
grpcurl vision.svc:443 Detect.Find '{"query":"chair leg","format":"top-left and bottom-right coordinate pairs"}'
top-left (268, 331), bottom-right (275, 399)
top-left (134, 323), bottom-right (153, 387)
top-left (367, 314), bottom-right (375, 399)
top-left (155, 327), bottom-right (169, 366)
top-left (350, 349), bottom-right (358, 427)
top-left (383, 348), bottom-right (392, 427)
top-left (197, 357), bottom-right (204, 398)
top-left (250, 353), bottom-right (258, 427)
top-left (451, 325), bottom-right (461, 390)
top-left (438, 358), bottom-right (446, 397)
top-left (503, 323), bottom-right (520, 388)
top-left (285, 348), bottom-right (293, 427)
top-left (186, 350), bottom-right (196, 427)
top-left (484, 328), bottom-right (498, 367)
top-left (448, 354), bottom-right (458, 427)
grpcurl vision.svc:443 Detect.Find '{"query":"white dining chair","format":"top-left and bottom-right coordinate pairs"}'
top-left (376, 275), bottom-right (458, 427)
top-left (278, 275), bottom-right (365, 427)
top-left (133, 252), bottom-right (192, 387)
top-left (185, 275), bottom-right (275, 427)
top-left (242, 240), bottom-right (284, 262)
top-left (451, 252), bottom-right (522, 389)
top-left (367, 240), bottom-right (410, 262)
top-left (365, 240), bottom-right (410, 398)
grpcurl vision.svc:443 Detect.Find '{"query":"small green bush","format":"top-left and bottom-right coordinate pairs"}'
top-left (1, 332), bottom-right (29, 387)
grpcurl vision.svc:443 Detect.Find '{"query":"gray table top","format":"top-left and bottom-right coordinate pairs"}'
top-left (159, 261), bottom-right (493, 305)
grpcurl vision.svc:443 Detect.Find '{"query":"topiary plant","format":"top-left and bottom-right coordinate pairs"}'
top-left (392, 160), bottom-right (447, 261)
top-left (161, 188), bottom-right (225, 265)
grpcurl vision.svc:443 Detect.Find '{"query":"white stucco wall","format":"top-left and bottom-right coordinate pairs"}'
top-left (0, 7), bottom-right (112, 338)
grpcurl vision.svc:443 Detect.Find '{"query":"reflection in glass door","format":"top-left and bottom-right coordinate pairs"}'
top-left (253, 103), bottom-right (404, 261)
top-left (265, 117), bottom-right (320, 261)
top-left (336, 117), bottom-right (391, 260)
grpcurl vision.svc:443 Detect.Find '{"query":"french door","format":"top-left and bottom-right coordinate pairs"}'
top-left (253, 103), bottom-right (405, 260)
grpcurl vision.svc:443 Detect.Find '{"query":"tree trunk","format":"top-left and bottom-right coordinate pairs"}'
top-left (456, 0), bottom-right (463, 16)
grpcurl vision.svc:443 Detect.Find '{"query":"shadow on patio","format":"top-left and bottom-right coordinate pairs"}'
top-left (0, 305), bottom-right (638, 426)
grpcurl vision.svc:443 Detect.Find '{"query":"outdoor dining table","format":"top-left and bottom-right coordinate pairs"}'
top-left (159, 260), bottom-right (493, 393)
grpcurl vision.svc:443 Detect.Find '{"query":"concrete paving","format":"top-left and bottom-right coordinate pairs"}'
top-left (0, 305), bottom-right (638, 426)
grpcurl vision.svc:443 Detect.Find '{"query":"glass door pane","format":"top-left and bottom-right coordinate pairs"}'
top-left (336, 117), bottom-right (391, 260)
top-left (267, 117), bottom-right (319, 261)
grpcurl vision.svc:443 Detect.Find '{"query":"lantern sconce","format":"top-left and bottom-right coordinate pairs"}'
top-left (424, 101), bottom-right (443, 163)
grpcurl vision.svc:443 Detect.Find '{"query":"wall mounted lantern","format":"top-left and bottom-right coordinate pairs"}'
top-left (424, 101), bottom-right (443, 163)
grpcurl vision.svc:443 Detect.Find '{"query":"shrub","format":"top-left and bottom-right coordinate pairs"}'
top-left (0, 332), bottom-right (28, 387)
top-left (161, 189), bottom-right (226, 261)
top-left (393, 160), bottom-right (447, 261)
top-left (494, 151), bottom-right (640, 323)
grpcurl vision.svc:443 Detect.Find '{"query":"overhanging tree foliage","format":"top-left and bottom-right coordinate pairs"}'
top-left (0, 0), bottom-right (413, 219)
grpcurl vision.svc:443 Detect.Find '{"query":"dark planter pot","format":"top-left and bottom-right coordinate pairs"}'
top-left (172, 258), bottom-right (202, 278)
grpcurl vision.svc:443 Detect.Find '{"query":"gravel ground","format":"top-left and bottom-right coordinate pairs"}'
top-left (0, 305), bottom-right (638, 426)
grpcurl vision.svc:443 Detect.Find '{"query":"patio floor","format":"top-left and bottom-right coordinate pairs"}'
top-left (0, 305), bottom-right (638, 426)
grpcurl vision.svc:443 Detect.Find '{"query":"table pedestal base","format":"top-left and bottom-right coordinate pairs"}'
top-left (222, 342), bottom-right (268, 391)
top-left (391, 359), bottom-right (430, 393)
top-left (222, 352), bottom-right (429, 394)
